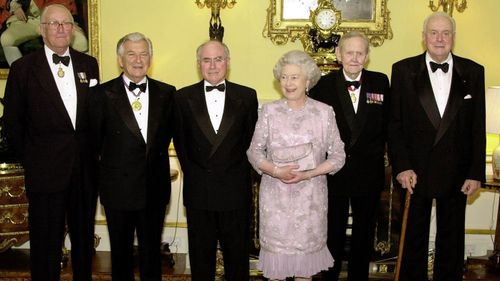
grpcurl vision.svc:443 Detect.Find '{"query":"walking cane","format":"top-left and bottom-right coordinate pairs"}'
top-left (394, 186), bottom-right (412, 281)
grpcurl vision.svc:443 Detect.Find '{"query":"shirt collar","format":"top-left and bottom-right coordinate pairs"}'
top-left (342, 69), bottom-right (362, 82)
top-left (425, 52), bottom-right (453, 65)
top-left (122, 74), bottom-right (148, 87)
top-left (44, 45), bottom-right (70, 65)
top-left (204, 80), bottom-right (226, 87)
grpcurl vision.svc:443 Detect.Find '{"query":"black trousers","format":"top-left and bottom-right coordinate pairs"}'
top-left (186, 208), bottom-right (250, 281)
top-left (323, 194), bottom-right (380, 281)
top-left (27, 184), bottom-right (97, 281)
top-left (399, 191), bottom-right (466, 281)
top-left (104, 201), bottom-right (167, 281)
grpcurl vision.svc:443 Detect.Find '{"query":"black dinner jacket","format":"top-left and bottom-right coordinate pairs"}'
top-left (310, 69), bottom-right (390, 196)
top-left (88, 76), bottom-right (176, 210)
top-left (173, 80), bottom-right (258, 211)
top-left (388, 53), bottom-right (485, 197)
top-left (4, 48), bottom-right (99, 193)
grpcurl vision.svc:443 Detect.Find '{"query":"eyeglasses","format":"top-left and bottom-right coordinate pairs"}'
top-left (200, 56), bottom-right (226, 64)
top-left (41, 21), bottom-right (74, 30)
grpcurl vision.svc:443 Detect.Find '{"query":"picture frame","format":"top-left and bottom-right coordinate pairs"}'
top-left (0, 0), bottom-right (100, 79)
top-left (263, 0), bottom-right (392, 46)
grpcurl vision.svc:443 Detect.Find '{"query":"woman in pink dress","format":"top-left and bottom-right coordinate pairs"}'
top-left (247, 50), bottom-right (345, 280)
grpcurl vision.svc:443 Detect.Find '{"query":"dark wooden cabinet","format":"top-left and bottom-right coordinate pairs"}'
top-left (0, 164), bottom-right (29, 252)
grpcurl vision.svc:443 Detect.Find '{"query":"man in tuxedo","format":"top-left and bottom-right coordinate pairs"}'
top-left (1, 0), bottom-right (88, 65)
top-left (309, 31), bottom-right (390, 281)
top-left (174, 40), bottom-right (258, 281)
top-left (388, 12), bottom-right (485, 281)
top-left (3, 4), bottom-right (99, 281)
top-left (88, 32), bottom-right (176, 281)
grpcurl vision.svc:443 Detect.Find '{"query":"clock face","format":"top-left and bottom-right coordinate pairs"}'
top-left (315, 9), bottom-right (336, 30)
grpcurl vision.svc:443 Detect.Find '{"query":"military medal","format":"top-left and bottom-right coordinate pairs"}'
top-left (77, 72), bottom-right (88, 83)
top-left (131, 99), bottom-right (142, 111)
top-left (57, 66), bottom-right (65, 78)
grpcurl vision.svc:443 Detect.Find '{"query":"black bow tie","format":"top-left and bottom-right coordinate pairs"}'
top-left (128, 82), bottom-right (147, 92)
top-left (52, 53), bottom-right (70, 66)
top-left (430, 61), bottom-right (449, 73)
top-left (206, 84), bottom-right (225, 92)
top-left (345, 80), bottom-right (361, 89)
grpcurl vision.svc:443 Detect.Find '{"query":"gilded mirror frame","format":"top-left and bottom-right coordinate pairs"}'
top-left (87, 0), bottom-right (100, 63)
top-left (263, 0), bottom-right (392, 47)
top-left (0, 0), bottom-right (100, 79)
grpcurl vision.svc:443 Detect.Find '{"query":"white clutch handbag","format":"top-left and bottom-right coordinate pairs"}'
top-left (271, 142), bottom-right (316, 171)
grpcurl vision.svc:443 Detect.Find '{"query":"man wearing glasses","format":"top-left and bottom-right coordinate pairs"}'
top-left (174, 40), bottom-right (258, 281)
top-left (3, 4), bottom-right (99, 281)
top-left (0, 0), bottom-right (88, 65)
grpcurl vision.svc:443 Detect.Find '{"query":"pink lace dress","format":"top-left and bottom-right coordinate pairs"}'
top-left (247, 98), bottom-right (345, 279)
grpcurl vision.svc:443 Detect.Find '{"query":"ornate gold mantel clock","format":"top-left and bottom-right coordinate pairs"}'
top-left (300, 0), bottom-right (342, 73)
top-left (264, 0), bottom-right (393, 73)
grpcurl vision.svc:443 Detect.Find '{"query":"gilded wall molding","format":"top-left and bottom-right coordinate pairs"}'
top-left (88, 0), bottom-right (100, 65)
top-left (263, 0), bottom-right (393, 47)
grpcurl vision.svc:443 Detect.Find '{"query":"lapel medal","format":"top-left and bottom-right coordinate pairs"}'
top-left (131, 99), bottom-right (142, 111)
top-left (57, 66), bottom-right (65, 78)
top-left (77, 72), bottom-right (88, 83)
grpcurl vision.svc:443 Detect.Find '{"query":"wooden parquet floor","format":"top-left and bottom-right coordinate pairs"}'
top-left (1, 249), bottom-right (499, 280)
top-left (0, 249), bottom-right (189, 281)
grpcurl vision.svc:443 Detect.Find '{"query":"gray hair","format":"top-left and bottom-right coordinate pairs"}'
top-left (116, 32), bottom-right (153, 56)
top-left (338, 31), bottom-right (370, 54)
top-left (423, 12), bottom-right (456, 34)
top-left (273, 50), bottom-right (322, 88)
top-left (196, 40), bottom-right (230, 61)
top-left (40, 4), bottom-right (74, 24)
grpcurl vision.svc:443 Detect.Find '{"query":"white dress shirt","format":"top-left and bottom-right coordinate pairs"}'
top-left (426, 52), bottom-right (453, 117)
top-left (45, 45), bottom-right (77, 129)
top-left (204, 80), bottom-right (226, 134)
top-left (123, 75), bottom-right (149, 142)
top-left (343, 70), bottom-right (362, 113)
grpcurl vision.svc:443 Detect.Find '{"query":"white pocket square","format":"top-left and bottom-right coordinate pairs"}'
top-left (464, 94), bottom-right (472, 99)
top-left (89, 79), bottom-right (98, 87)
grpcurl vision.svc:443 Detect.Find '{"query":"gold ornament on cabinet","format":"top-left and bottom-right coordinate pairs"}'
top-left (300, 0), bottom-right (342, 73)
top-left (263, 0), bottom-right (393, 73)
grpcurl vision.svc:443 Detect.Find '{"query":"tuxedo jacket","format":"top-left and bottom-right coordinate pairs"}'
top-left (173, 80), bottom-right (258, 211)
top-left (388, 53), bottom-right (485, 197)
top-left (88, 76), bottom-right (176, 210)
top-left (310, 69), bottom-right (390, 196)
top-left (4, 48), bottom-right (99, 194)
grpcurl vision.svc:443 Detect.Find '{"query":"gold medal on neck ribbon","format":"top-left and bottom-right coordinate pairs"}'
top-left (131, 99), bottom-right (142, 111)
top-left (57, 67), bottom-right (65, 78)
top-left (350, 92), bottom-right (356, 103)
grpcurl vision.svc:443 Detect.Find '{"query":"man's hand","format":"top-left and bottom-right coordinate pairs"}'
top-left (461, 179), bottom-right (481, 196)
top-left (396, 170), bottom-right (417, 194)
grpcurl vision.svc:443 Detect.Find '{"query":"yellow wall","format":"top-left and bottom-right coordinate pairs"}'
top-left (1, 0), bottom-right (499, 148)
top-left (95, 0), bottom-right (500, 97)
top-left (1, 1), bottom-right (499, 98)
